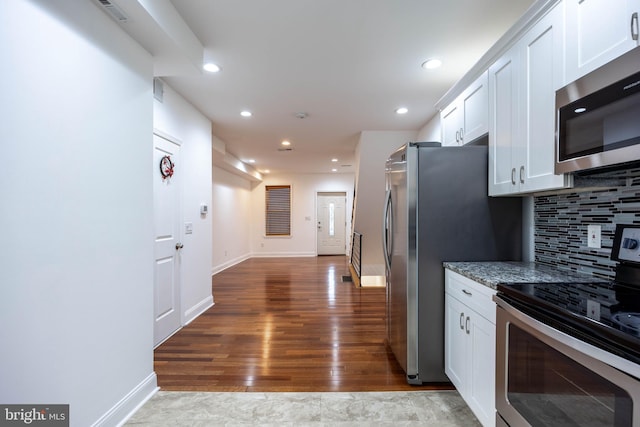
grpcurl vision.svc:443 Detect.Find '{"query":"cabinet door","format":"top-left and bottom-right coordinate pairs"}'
top-left (441, 102), bottom-right (462, 146)
top-left (444, 294), bottom-right (467, 391)
top-left (519, 1), bottom-right (571, 193)
top-left (461, 71), bottom-right (489, 144)
top-left (488, 47), bottom-right (519, 196)
top-left (468, 313), bottom-right (496, 427)
top-left (565, 0), bottom-right (639, 83)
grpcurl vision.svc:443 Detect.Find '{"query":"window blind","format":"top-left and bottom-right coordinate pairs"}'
top-left (265, 185), bottom-right (291, 236)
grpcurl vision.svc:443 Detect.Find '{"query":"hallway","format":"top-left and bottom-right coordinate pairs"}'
top-left (154, 256), bottom-right (451, 392)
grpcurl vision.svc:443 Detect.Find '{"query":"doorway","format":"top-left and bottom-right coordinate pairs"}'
top-left (317, 192), bottom-right (347, 255)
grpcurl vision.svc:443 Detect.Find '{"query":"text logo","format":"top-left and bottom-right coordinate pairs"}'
top-left (0, 405), bottom-right (69, 427)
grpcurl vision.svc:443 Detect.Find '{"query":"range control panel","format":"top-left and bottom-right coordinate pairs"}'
top-left (612, 225), bottom-right (640, 265)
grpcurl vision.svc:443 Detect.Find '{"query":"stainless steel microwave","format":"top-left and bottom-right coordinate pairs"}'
top-left (556, 47), bottom-right (640, 174)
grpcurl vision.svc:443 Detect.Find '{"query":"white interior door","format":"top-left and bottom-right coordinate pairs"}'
top-left (153, 133), bottom-right (182, 346)
top-left (317, 192), bottom-right (346, 255)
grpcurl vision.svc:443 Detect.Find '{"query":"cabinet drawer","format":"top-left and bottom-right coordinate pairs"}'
top-left (445, 270), bottom-right (496, 323)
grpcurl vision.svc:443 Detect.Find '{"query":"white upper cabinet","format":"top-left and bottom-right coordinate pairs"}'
top-left (489, 2), bottom-right (571, 196)
top-left (520, 2), bottom-right (572, 193)
top-left (565, 0), bottom-right (640, 84)
top-left (489, 47), bottom-right (519, 195)
top-left (462, 72), bottom-right (489, 144)
top-left (441, 101), bottom-right (462, 146)
top-left (441, 72), bottom-right (489, 146)
top-left (443, 0), bottom-right (640, 196)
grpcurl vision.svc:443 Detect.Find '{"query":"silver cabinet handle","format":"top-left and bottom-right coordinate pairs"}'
top-left (632, 12), bottom-right (639, 41)
top-left (459, 312), bottom-right (465, 330)
top-left (455, 130), bottom-right (460, 143)
top-left (511, 168), bottom-right (516, 185)
top-left (462, 289), bottom-right (472, 296)
top-left (459, 127), bottom-right (464, 143)
top-left (520, 165), bottom-right (525, 184)
top-left (175, 243), bottom-right (184, 250)
top-left (465, 316), bottom-right (470, 334)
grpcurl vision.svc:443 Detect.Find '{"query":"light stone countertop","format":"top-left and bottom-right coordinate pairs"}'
top-left (443, 261), bottom-right (604, 290)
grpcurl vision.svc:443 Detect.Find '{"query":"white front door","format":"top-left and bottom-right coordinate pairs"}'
top-left (153, 133), bottom-right (182, 346)
top-left (317, 192), bottom-right (346, 255)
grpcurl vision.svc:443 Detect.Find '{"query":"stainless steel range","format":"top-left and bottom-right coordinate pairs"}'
top-left (494, 224), bottom-right (640, 427)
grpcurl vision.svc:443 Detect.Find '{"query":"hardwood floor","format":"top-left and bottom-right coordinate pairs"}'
top-left (154, 256), bottom-right (451, 392)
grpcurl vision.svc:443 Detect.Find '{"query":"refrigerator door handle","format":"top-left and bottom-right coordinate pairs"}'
top-left (382, 189), bottom-right (394, 271)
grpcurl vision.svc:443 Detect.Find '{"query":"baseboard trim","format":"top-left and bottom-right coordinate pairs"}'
top-left (212, 253), bottom-right (345, 277)
top-left (184, 295), bottom-right (214, 325)
top-left (251, 251), bottom-right (316, 258)
top-left (92, 372), bottom-right (158, 427)
top-left (211, 253), bottom-right (251, 276)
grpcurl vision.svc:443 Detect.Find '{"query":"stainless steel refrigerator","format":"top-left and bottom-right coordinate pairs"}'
top-left (382, 142), bottom-right (522, 384)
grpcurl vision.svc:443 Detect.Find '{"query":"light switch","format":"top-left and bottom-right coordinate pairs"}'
top-left (185, 222), bottom-right (193, 234)
top-left (586, 299), bottom-right (601, 321)
top-left (588, 224), bottom-right (601, 248)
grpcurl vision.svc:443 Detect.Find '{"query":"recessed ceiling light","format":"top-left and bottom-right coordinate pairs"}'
top-left (574, 107), bottom-right (587, 113)
top-left (331, 168), bottom-right (338, 172)
top-left (395, 107), bottom-right (409, 115)
top-left (262, 169), bottom-right (270, 174)
top-left (331, 158), bottom-right (338, 162)
top-left (240, 110), bottom-right (252, 117)
top-left (281, 140), bottom-right (291, 146)
top-left (203, 62), bottom-right (221, 73)
top-left (422, 58), bottom-right (442, 70)
top-left (248, 159), bottom-right (256, 163)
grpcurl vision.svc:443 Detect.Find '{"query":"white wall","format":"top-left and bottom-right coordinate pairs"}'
top-left (154, 82), bottom-right (214, 323)
top-left (1, 1), bottom-right (156, 425)
top-left (212, 166), bottom-right (253, 274)
top-left (416, 114), bottom-right (442, 143)
top-left (353, 130), bottom-right (418, 280)
top-left (250, 173), bottom-right (355, 256)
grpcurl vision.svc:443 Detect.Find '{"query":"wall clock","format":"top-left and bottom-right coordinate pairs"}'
top-left (160, 155), bottom-right (174, 179)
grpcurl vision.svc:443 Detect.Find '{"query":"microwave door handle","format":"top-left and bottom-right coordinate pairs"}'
top-left (632, 12), bottom-right (639, 41)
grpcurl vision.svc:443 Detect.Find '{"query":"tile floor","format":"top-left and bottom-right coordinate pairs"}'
top-left (125, 390), bottom-right (481, 426)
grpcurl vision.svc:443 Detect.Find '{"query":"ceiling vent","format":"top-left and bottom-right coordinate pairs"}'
top-left (94, 0), bottom-right (128, 23)
top-left (277, 148), bottom-right (293, 152)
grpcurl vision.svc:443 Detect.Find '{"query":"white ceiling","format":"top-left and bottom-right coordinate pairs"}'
top-left (148, 0), bottom-right (535, 175)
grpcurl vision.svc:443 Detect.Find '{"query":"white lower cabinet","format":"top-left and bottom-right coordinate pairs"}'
top-left (445, 269), bottom-right (496, 427)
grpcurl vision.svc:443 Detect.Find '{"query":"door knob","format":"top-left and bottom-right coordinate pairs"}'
top-left (176, 243), bottom-right (184, 250)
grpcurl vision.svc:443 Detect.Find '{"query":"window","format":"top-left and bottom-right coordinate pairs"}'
top-left (265, 185), bottom-right (291, 236)
top-left (329, 202), bottom-right (335, 236)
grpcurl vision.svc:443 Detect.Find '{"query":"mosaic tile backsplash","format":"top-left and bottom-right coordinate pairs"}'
top-left (535, 175), bottom-right (640, 279)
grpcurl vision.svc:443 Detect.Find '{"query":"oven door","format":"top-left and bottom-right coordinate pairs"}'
top-left (495, 297), bottom-right (640, 427)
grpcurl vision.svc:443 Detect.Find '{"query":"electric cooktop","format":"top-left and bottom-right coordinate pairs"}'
top-left (497, 224), bottom-right (640, 365)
